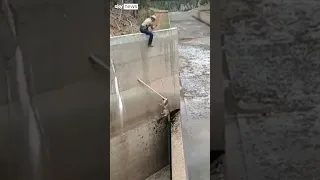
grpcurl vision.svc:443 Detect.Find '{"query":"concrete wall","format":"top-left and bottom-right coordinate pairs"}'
top-left (0, 0), bottom-right (109, 179)
top-left (110, 28), bottom-right (180, 180)
top-left (171, 115), bottom-right (188, 180)
top-left (191, 10), bottom-right (210, 25)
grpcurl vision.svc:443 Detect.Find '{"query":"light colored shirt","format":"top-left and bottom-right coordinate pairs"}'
top-left (141, 18), bottom-right (153, 27)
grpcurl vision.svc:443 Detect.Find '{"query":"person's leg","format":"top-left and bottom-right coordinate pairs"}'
top-left (139, 26), bottom-right (145, 33)
top-left (144, 30), bottom-right (153, 47)
top-left (140, 27), bottom-right (154, 47)
top-left (147, 33), bottom-right (153, 47)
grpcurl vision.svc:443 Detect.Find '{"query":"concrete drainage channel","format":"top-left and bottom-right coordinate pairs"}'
top-left (190, 5), bottom-right (210, 26)
top-left (109, 28), bottom-right (188, 180)
top-left (183, 8), bottom-right (225, 180)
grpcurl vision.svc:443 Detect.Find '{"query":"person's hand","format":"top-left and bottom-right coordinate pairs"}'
top-left (152, 24), bottom-right (158, 30)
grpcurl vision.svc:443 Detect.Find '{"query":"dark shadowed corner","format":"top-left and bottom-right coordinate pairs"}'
top-left (210, 0), bottom-right (226, 179)
top-left (0, 0), bottom-right (110, 179)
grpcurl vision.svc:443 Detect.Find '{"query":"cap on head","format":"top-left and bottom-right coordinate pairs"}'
top-left (151, 15), bottom-right (156, 20)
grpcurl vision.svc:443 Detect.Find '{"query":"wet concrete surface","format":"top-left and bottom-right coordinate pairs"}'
top-left (223, 0), bottom-right (320, 179)
top-left (169, 12), bottom-right (210, 180)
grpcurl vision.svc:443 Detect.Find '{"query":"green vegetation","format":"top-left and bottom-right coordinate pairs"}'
top-left (150, 8), bottom-right (170, 30)
top-left (137, 8), bottom-right (152, 25)
top-left (136, 0), bottom-right (151, 8)
top-left (149, 8), bottom-right (156, 15)
top-left (150, 0), bottom-right (210, 11)
top-left (158, 12), bottom-right (170, 29)
top-left (137, 7), bottom-right (170, 30)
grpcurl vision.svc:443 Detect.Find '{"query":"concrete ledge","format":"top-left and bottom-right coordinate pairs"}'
top-left (190, 10), bottom-right (210, 26)
top-left (191, 5), bottom-right (210, 11)
top-left (110, 28), bottom-right (178, 46)
top-left (153, 10), bottom-right (169, 13)
top-left (171, 115), bottom-right (188, 180)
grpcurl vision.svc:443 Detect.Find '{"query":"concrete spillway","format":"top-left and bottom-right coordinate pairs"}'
top-left (110, 28), bottom-right (187, 180)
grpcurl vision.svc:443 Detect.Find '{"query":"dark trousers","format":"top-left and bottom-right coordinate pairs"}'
top-left (140, 25), bottom-right (153, 46)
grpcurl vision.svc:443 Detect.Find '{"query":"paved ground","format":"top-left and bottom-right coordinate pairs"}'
top-left (169, 12), bottom-right (210, 180)
top-left (224, 0), bottom-right (320, 179)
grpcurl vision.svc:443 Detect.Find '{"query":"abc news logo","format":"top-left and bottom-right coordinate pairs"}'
top-left (114, 4), bottom-right (139, 10)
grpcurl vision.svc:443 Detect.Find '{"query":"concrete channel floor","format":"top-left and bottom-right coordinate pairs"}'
top-left (169, 12), bottom-right (210, 180)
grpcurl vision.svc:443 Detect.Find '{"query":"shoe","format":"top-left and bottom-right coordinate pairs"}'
top-left (148, 45), bottom-right (154, 47)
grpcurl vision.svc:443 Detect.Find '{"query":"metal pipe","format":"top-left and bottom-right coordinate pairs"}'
top-left (137, 79), bottom-right (167, 100)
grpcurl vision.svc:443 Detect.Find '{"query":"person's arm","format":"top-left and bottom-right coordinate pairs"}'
top-left (150, 23), bottom-right (157, 30)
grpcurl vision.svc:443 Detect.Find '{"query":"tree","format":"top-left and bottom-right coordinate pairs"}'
top-left (110, 0), bottom-right (119, 6)
top-left (197, 0), bottom-right (210, 6)
top-left (137, 0), bottom-right (151, 8)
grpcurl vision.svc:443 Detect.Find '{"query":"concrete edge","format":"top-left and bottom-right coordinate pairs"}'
top-left (225, 116), bottom-right (248, 180)
top-left (153, 9), bottom-right (169, 13)
top-left (171, 114), bottom-right (188, 180)
top-left (188, 5), bottom-right (210, 12)
top-left (202, 10), bottom-right (210, 14)
top-left (110, 27), bottom-right (178, 46)
top-left (190, 10), bottom-right (210, 26)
